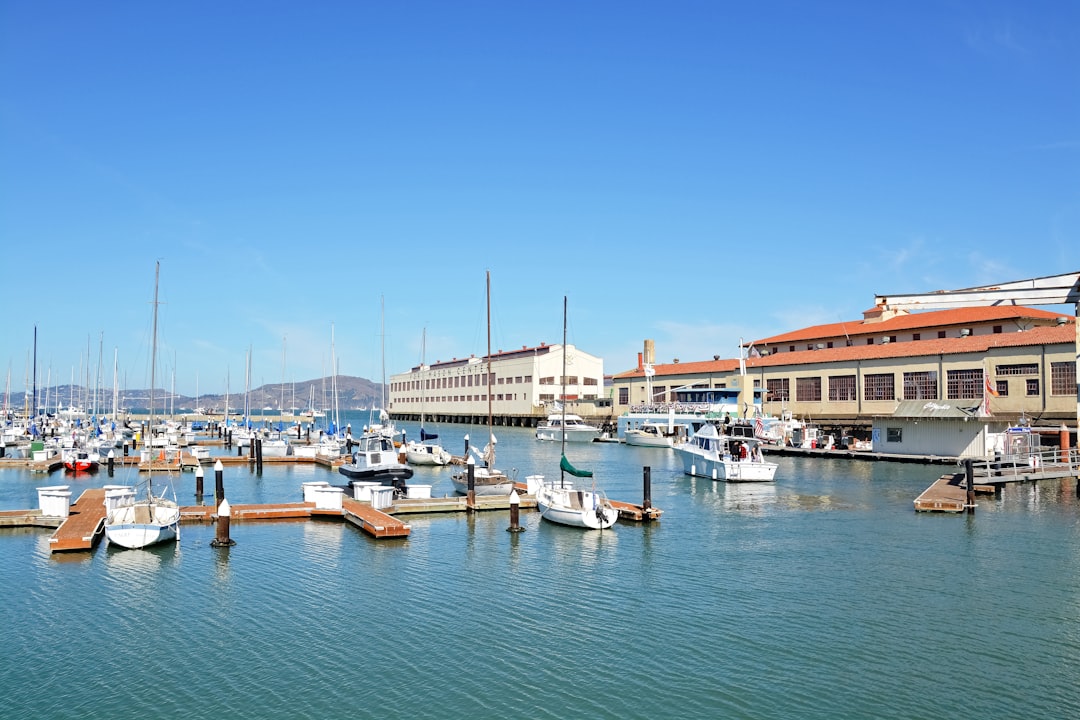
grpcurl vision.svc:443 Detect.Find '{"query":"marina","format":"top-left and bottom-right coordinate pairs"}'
top-left (3, 419), bottom-right (1080, 718)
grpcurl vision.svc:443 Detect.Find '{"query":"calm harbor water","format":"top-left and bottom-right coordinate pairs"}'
top-left (2, 412), bottom-right (1079, 719)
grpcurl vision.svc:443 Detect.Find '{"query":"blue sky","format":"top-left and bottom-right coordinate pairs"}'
top-left (2, 1), bottom-right (1078, 397)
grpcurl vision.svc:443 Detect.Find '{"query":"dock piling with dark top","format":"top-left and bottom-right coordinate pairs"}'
top-left (255, 438), bottom-right (263, 474)
top-left (107, 450), bottom-right (115, 476)
top-left (466, 459), bottom-right (476, 511)
top-left (195, 463), bottom-right (204, 499)
top-left (965, 459), bottom-right (975, 514)
top-left (214, 459), bottom-right (224, 510)
top-left (643, 466), bottom-right (652, 512)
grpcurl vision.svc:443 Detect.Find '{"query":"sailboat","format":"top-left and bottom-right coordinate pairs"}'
top-left (405, 328), bottom-right (451, 466)
top-left (450, 272), bottom-right (514, 496)
top-left (103, 262), bottom-right (181, 549)
top-left (528, 296), bottom-right (618, 530)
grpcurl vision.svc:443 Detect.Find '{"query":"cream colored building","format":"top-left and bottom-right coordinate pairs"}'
top-left (388, 343), bottom-right (605, 426)
top-left (612, 306), bottom-right (1077, 429)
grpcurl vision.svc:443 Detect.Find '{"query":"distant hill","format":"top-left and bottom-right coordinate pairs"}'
top-left (5, 376), bottom-right (384, 412)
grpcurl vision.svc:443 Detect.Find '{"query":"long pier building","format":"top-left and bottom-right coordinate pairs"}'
top-left (387, 343), bottom-right (607, 428)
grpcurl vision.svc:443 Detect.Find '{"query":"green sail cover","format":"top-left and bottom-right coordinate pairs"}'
top-left (560, 454), bottom-right (593, 478)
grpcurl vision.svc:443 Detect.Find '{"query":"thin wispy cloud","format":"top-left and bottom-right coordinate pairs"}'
top-left (963, 21), bottom-right (1029, 55)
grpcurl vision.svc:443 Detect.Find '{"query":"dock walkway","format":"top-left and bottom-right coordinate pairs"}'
top-left (49, 488), bottom-right (108, 552)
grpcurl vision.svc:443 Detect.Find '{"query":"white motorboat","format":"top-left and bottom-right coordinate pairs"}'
top-left (675, 422), bottom-right (778, 482)
top-left (624, 420), bottom-right (690, 448)
top-left (535, 413), bottom-right (601, 443)
top-left (338, 432), bottom-right (413, 487)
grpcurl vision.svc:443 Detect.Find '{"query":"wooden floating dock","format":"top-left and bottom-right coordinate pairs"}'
top-left (49, 488), bottom-right (108, 552)
top-left (913, 474), bottom-right (976, 513)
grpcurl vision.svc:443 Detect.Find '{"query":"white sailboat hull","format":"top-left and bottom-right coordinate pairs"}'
top-left (104, 501), bottom-right (180, 549)
top-left (450, 467), bottom-right (513, 496)
top-left (529, 476), bottom-right (617, 530)
top-left (405, 442), bottom-right (452, 466)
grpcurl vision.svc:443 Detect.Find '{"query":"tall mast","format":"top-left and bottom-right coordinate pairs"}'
top-left (560, 295), bottom-right (567, 484)
top-left (149, 261), bottom-right (159, 490)
top-left (419, 328), bottom-right (427, 431)
top-left (380, 296), bottom-right (387, 412)
top-left (32, 326), bottom-right (37, 419)
top-left (486, 271), bottom-right (492, 438)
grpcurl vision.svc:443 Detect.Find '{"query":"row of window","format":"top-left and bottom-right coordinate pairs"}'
top-left (775, 326), bottom-right (1008, 353)
top-left (392, 374), bottom-right (537, 392)
top-left (396, 393), bottom-right (602, 404)
top-left (537, 376), bottom-right (597, 386)
top-left (764, 362), bottom-right (1075, 402)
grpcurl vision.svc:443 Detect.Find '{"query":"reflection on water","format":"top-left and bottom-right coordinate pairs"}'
top-left (722, 482), bottom-right (777, 513)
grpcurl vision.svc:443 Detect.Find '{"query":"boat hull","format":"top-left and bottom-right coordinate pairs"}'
top-left (535, 428), bottom-right (600, 443)
top-left (623, 431), bottom-right (673, 448)
top-left (676, 449), bottom-right (777, 482)
top-left (450, 468), bottom-right (513, 496)
top-left (531, 478), bottom-right (617, 529)
top-left (405, 443), bottom-right (452, 466)
top-left (337, 465), bottom-right (414, 483)
top-left (104, 502), bottom-right (181, 549)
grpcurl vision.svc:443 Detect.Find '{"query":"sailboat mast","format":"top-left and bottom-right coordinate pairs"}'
top-left (419, 328), bottom-right (427, 432)
top-left (560, 295), bottom-right (567, 484)
top-left (32, 326), bottom-right (38, 418)
top-left (486, 272), bottom-right (492, 440)
top-left (149, 261), bottom-right (159, 492)
top-left (380, 296), bottom-right (387, 412)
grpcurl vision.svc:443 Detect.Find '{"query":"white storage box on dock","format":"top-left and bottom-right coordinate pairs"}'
top-left (405, 484), bottom-right (432, 499)
top-left (351, 481), bottom-right (380, 501)
top-left (313, 486), bottom-right (345, 511)
top-left (37, 485), bottom-right (72, 518)
top-left (369, 485), bottom-right (395, 510)
top-left (102, 485), bottom-right (136, 512)
top-left (301, 481), bottom-right (331, 503)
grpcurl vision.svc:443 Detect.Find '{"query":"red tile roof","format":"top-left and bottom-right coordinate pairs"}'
top-left (751, 306), bottom-right (1067, 346)
top-left (614, 321), bottom-right (1076, 378)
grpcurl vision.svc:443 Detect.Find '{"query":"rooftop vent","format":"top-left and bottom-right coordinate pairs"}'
top-left (880, 337), bottom-right (890, 344)
top-left (816, 343), bottom-right (825, 350)
top-left (1057, 317), bottom-right (1068, 326)
top-left (959, 328), bottom-right (971, 337)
